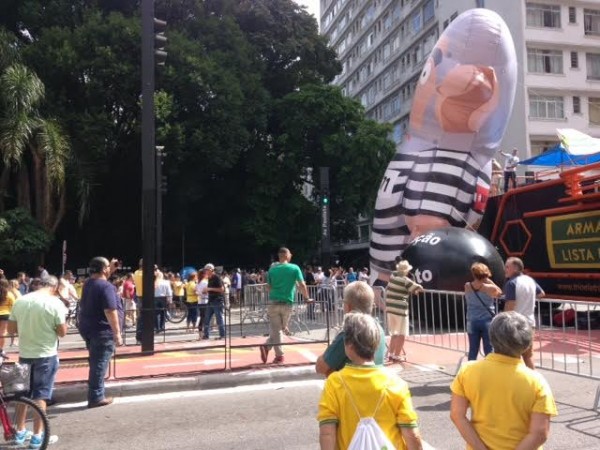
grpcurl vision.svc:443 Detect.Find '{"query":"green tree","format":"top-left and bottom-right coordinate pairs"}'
top-left (0, 29), bottom-right (70, 233)
top-left (0, 207), bottom-right (52, 265)
top-left (0, 0), bottom-right (395, 269)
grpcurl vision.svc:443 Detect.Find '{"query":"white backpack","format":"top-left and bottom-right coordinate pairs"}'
top-left (339, 374), bottom-right (397, 450)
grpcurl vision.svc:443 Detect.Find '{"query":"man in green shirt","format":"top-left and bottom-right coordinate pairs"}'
top-left (9, 276), bottom-right (66, 447)
top-left (260, 247), bottom-right (312, 364)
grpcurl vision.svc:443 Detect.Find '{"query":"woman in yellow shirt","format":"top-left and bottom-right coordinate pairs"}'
top-left (0, 279), bottom-right (16, 354)
top-left (184, 272), bottom-right (199, 333)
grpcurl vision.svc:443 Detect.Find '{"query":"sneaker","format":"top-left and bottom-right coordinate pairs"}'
top-left (273, 355), bottom-right (285, 364)
top-left (13, 429), bottom-right (32, 445)
top-left (259, 345), bottom-right (269, 363)
top-left (29, 433), bottom-right (58, 449)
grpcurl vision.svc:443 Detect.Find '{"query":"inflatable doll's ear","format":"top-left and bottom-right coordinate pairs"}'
top-left (468, 66), bottom-right (498, 133)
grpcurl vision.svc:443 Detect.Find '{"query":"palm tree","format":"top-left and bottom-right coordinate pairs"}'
top-left (0, 32), bottom-right (70, 233)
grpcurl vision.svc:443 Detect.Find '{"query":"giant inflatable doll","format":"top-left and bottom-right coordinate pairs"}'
top-left (370, 8), bottom-right (517, 285)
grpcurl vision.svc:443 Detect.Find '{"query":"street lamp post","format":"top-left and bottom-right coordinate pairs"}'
top-left (141, 0), bottom-right (157, 353)
top-left (320, 167), bottom-right (331, 269)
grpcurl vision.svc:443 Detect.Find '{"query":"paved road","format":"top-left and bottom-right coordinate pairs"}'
top-left (46, 366), bottom-right (600, 450)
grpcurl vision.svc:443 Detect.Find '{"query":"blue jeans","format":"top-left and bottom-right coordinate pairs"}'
top-left (19, 356), bottom-right (59, 400)
top-left (86, 337), bottom-right (115, 403)
top-left (467, 318), bottom-right (493, 360)
top-left (203, 301), bottom-right (225, 338)
top-left (187, 303), bottom-right (198, 326)
top-left (155, 296), bottom-right (167, 332)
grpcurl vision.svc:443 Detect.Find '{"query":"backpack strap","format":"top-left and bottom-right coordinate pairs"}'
top-left (338, 372), bottom-right (389, 419)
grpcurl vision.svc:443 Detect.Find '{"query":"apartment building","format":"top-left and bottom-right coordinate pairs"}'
top-left (321, 0), bottom-right (600, 157)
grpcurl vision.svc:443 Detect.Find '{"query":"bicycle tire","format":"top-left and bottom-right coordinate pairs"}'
top-left (1, 395), bottom-right (50, 449)
top-left (166, 301), bottom-right (187, 324)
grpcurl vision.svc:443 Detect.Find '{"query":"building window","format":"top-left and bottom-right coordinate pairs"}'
top-left (443, 19), bottom-right (449, 29)
top-left (584, 9), bottom-right (600, 35)
top-left (527, 48), bottom-right (563, 74)
top-left (450, 12), bottom-right (458, 21)
top-left (571, 51), bottom-right (579, 68)
top-left (423, 0), bottom-right (434, 24)
top-left (589, 98), bottom-right (600, 124)
top-left (411, 11), bottom-right (422, 34)
top-left (476, 0), bottom-right (485, 7)
top-left (569, 7), bottom-right (577, 23)
top-left (586, 53), bottom-right (600, 80)
top-left (529, 95), bottom-right (564, 119)
top-left (526, 3), bottom-right (561, 28)
top-left (393, 122), bottom-right (404, 143)
top-left (573, 96), bottom-right (581, 114)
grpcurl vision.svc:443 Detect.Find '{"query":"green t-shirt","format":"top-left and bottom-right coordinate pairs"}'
top-left (9, 292), bottom-right (66, 359)
top-left (323, 321), bottom-right (387, 371)
top-left (267, 263), bottom-right (304, 303)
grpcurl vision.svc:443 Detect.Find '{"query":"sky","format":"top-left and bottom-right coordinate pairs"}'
top-left (294, 0), bottom-right (320, 19)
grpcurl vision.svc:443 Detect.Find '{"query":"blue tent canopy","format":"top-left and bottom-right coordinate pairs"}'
top-left (519, 144), bottom-right (600, 167)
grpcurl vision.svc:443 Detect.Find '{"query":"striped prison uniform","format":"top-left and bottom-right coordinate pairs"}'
top-left (370, 148), bottom-right (491, 279)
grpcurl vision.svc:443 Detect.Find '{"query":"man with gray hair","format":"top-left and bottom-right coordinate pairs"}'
top-left (315, 281), bottom-right (386, 376)
top-left (8, 275), bottom-right (65, 447)
top-left (451, 312), bottom-right (557, 450)
top-left (503, 256), bottom-right (544, 369)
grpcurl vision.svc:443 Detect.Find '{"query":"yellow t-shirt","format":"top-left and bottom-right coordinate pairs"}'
top-left (172, 281), bottom-right (185, 297)
top-left (318, 365), bottom-right (418, 450)
top-left (451, 353), bottom-right (558, 450)
top-left (0, 291), bottom-right (16, 316)
top-left (134, 269), bottom-right (143, 297)
top-left (185, 281), bottom-right (198, 303)
top-left (74, 282), bottom-right (83, 299)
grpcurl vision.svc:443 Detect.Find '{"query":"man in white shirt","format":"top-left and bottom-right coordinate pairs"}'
top-left (499, 148), bottom-right (520, 192)
top-left (503, 257), bottom-right (545, 369)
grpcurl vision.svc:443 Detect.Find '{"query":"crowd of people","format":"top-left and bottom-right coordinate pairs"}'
top-left (247, 246), bottom-right (553, 449)
top-left (0, 250), bottom-right (551, 449)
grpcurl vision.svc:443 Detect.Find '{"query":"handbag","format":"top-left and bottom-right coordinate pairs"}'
top-left (469, 282), bottom-right (496, 318)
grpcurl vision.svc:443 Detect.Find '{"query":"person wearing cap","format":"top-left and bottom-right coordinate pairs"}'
top-left (201, 263), bottom-right (225, 340)
top-left (259, 247), bottom-right (312, 364)
top-left (385, 259), bottom-right (423, 363)
top-left (8, 275), bottom-right (65, 447)
top-left (78, 257), bottom-right (123, 408)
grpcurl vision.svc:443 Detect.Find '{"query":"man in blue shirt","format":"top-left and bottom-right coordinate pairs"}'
top-left (78, 257), bottom-right (123, 408)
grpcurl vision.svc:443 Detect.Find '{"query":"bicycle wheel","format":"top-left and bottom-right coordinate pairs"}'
top-left (166, 301), bottom-right (187, 324)
top-left (0, 395), bottom-right (50, 449)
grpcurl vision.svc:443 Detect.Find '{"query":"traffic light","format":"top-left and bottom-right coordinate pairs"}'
top-left (160, 175), bottom-right (168, 194)
top-left (322, 191), bottom-right (329, 205)
top-left (154, 18), bottom-right (167, 66)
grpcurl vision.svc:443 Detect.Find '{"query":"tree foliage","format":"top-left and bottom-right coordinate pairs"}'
top-left (0, 207), bottom-right (52, 265)
top-left (0, 0), bottom-right (395, 270)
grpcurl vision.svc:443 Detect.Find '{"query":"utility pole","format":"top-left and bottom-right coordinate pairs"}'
top-left (156, 146), bottom-right (165, 267)
top-left (320, 167), bottom-right (331, 269)
top-left (140, 0), bottom-right (167, 353)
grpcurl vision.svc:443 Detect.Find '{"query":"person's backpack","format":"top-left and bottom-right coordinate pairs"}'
top-left (339, 374), bottom-right (396, 450)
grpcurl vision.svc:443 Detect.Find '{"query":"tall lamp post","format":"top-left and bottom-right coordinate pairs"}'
top-left (320, 167), bottom-right (331, 269)
top-left (140, 0), bottom-right (167, 353)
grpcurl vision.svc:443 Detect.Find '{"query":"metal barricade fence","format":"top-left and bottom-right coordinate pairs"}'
top-left (405, 290), bottom-right (470, 359)
top-left (534, 298), bottom-right (600, 410)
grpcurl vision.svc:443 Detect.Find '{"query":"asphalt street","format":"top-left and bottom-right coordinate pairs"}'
top-left (46, 366), bottom-right (600, 450)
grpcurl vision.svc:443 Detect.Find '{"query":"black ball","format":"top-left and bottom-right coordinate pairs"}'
top-left (402, 227), bottom-right (504, 291)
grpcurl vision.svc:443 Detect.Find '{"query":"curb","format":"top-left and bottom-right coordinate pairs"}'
top-left (53, 364), bottom-right (320, 403)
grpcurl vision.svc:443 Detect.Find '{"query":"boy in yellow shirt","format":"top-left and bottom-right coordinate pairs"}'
top-left (317, 312), bottom-right (423, 450)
